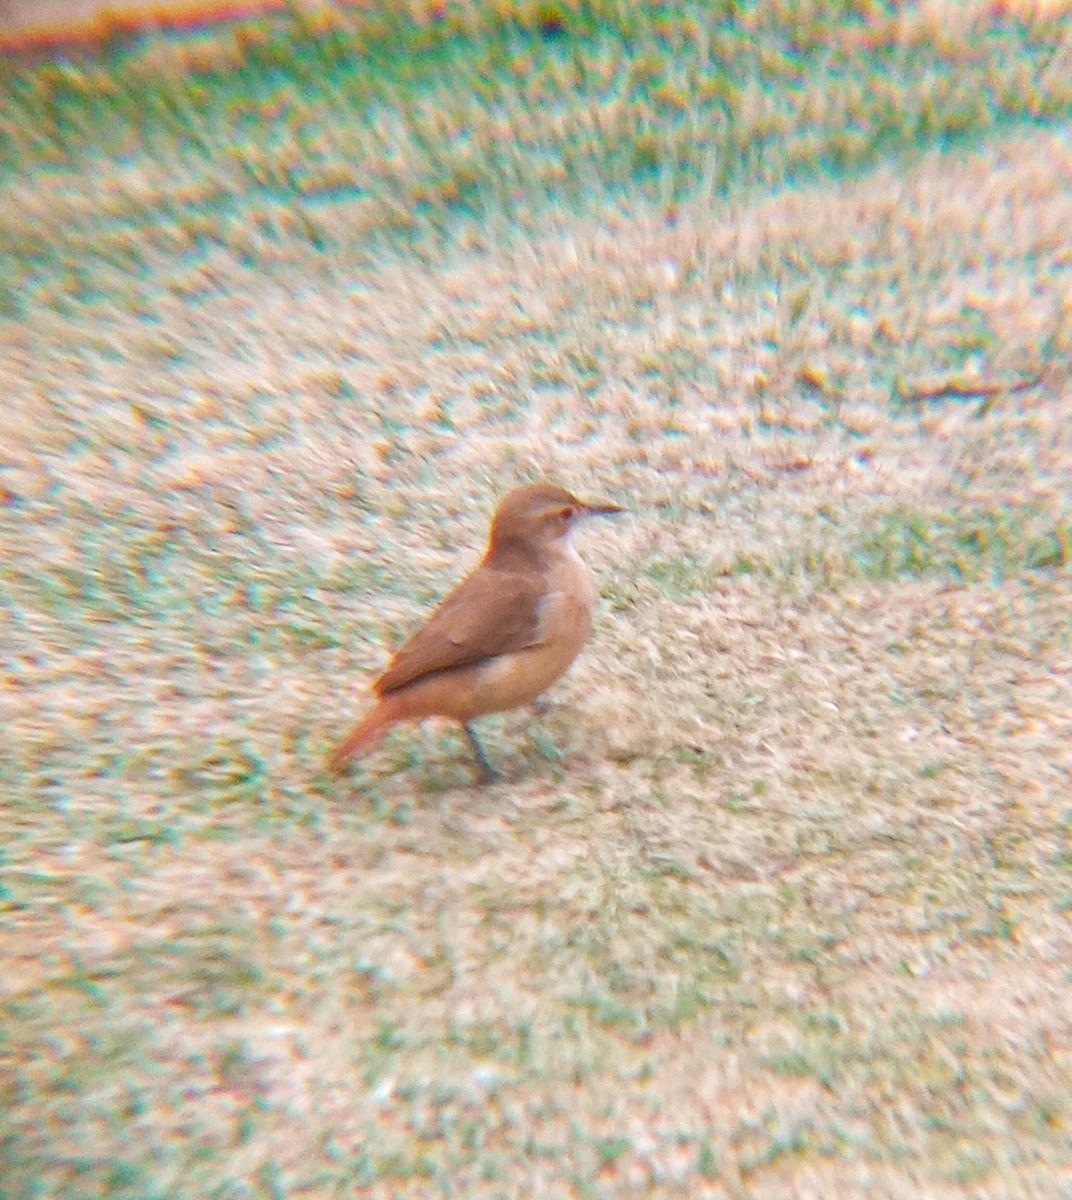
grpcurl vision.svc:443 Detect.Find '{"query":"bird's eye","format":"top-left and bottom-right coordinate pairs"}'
top-left (559, 506), bottom-right (574, 521)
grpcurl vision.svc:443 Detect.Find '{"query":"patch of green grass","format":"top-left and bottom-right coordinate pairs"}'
top-left (640, 552), bottom-right (730, 598)
top-left (852, 503), bottom-right (1070, 582)
top-left (631, 500), bottom-right (1070, 601)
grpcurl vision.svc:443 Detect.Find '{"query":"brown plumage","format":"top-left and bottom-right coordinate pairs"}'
top-left (330, 482), bottom-right (622, 781)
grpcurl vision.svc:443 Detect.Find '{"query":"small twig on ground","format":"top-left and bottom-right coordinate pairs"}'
top-left (895, 368), bottom-right (1046, 404)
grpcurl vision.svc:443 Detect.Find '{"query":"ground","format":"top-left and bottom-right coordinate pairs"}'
top-left (1, 4), bottom-right (1071, 1198)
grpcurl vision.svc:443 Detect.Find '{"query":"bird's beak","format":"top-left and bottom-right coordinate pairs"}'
top-left (579, 499), bottom-right (625, 519)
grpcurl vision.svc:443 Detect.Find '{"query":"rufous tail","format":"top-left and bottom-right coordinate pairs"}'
top-left (329, 697), bottom-right (401, 773)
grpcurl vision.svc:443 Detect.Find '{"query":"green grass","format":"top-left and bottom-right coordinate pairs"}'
top-left (852, 502), bottom-right (1071, 581)
top-left (629, 500), bottom-right (1071, 598)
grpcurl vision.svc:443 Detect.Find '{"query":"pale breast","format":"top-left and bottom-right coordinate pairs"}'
top-left (464, 549), bottom-right (595, 717)
top-left (532, 549), bottom-right (594, 666)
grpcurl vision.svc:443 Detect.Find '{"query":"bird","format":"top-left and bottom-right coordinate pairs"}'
top-left (329, 482), bottom-right (623, 782)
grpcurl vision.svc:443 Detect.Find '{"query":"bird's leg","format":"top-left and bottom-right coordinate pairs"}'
top-left (463, 721), bottom-right (503, 784)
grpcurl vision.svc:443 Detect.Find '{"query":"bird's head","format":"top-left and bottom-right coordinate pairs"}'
top-left (488, 483), bottom-right (623, 559)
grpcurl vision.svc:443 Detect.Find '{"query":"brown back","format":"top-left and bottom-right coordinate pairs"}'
top-left (375, 564), bottom-right (546, 696)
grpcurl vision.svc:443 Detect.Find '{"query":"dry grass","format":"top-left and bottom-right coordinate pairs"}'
top-left (3, 6), bottom-right (1072, 1198)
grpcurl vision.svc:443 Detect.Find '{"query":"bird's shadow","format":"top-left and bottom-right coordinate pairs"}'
top-left (326, 711), bottom-right (571, 798)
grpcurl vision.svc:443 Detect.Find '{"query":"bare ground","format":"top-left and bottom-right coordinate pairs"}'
top-left (2, 112), bottom-right (1071, 1197)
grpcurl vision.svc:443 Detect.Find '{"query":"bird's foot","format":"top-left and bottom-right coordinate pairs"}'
top-left (475, 761), bottom-right (505, 785)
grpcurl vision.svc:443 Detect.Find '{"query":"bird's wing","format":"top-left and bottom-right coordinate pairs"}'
top-left (375, 567), bottom-right (546, 695)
